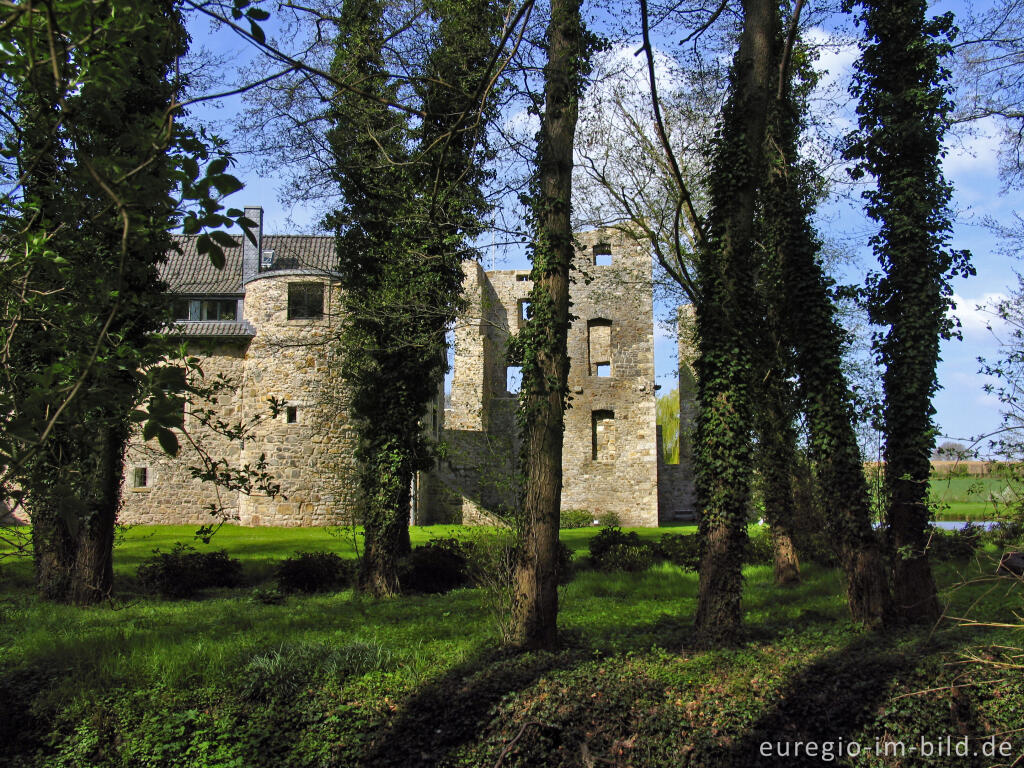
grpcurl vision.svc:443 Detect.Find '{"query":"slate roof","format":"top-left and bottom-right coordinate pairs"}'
top-left (173, 320), bottom-right (257, 339)
top-left (161, 234), bottom-right (338, 295)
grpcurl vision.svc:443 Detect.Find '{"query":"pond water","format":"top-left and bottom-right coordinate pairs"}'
top-left (931, 520), bottom-right (997, 530)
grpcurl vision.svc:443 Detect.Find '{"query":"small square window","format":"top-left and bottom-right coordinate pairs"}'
top-left (133, 467), bottom-right (149, 488)
top-left (595, 363), bottom-right (611, 377)
top-left (288, 282), bottom-right (324, 320)
top-left (519, 300), bottom-right (531, 323)
top-left (516, 273), bottom-right (531, 282)
top-left (593, 243), bottom-right (612, 266)
top-left (286, 406), bottom-right (298, 423)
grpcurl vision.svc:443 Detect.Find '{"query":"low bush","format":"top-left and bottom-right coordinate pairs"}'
top-left (597, 511), bottom-right (622, 527)
top-left (136, 543), bottom-right (243, 598)
top-left (274, 551), bottom-right (352, 594)
top-left (927, 524), bottom-right (983, 561)
top-left (657, 533), bottom-right (700, 571)
top-left (987, 518), bottom-right (1024, 548)
top-left (560, 509), bottom-right (593, 529)
top-left (588, 526), bottom-right (654, 572)
top-left (744, 527), bottom-right (775, 566)
top-left (400, 537), bottom-right (472, 594)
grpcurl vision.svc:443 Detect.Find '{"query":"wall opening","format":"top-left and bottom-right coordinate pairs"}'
top-left (286, 406), bottom-right (298, 423)
top-left (133, 467), bottom-right (149, 488)
top-left (588, 318), bottom-right (612, 376)
top-left (506, 365), bottom-right (522, 394)
top-left (593, 243), bottom-right (612, 266)
top-left (287, 282), bottom-right (324, 319)
top-left (592, 410), bottom-right (615, 460)
top-left (518, 299), bottom-right (531, 324)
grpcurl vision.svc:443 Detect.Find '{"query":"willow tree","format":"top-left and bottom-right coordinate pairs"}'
top-left (844, 0), bottom-right (970, 622)
top-left (326, 0), bottom-right (501, 596)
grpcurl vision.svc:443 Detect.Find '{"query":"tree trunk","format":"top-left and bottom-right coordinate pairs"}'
top-left (510, 0), bottom-right (586, 651)
top-left (692, 0), bottom-right (777, 648)
top-left (32, 424), bottom-right (124, 604)
top-left (359, 445), bottom-right (413, 597)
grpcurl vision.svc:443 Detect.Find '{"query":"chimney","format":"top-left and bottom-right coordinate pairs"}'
top-left (241, 205), bottom-right (263, 286)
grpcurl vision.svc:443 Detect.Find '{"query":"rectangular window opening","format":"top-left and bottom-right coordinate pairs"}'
top-left (593, 243), bottom-right (613, 266)
top-left (595, 362), bottom-right (611, 377)
top-left (288, 282), bottom-right (324, 320)
top-left (518, 300), bottom-right (531, 323)
top-left (506, 366), bottom-right (522, 394)
top-left (592, 410), bottom-right (615, 461)
top-left (173, 298), bottom-right (237, 322)
top-left (133, 467), bottom-right (149, 488)
top-left (516, 273), bottom-right (531, 282)
top-left (286, 406), bottom-right (298, 424)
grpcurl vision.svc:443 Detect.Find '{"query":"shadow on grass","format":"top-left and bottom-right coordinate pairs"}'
top-left (357, 643), bottom-right (586, 768)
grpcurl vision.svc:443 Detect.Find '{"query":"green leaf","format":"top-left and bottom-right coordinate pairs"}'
top-left (157, 428), bottom-right (179, 457)
top-left (249, 19), bottom-right (266, 45)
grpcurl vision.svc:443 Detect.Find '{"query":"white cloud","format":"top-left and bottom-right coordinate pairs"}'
top-left (948, 291), bottom-right (1008, 339)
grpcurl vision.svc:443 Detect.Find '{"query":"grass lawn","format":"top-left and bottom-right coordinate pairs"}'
top-left (0, 524), bottom-right (1021, 767)
top-left (928, 474), bottom-right (1019, 520)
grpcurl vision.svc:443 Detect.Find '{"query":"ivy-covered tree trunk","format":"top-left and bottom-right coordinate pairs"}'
top-left (327, 0), bottom-right (499, 597)
top-left (764, 31), bottom-right (890, 623)
top-left (754, 369), bottom-right (801, 586)
top-left (692, 0), bottom-right (777, 647)
top-left (845, 0), bottom-right (970, 622)
top-left (510, 0), bottom-right (588, 650)
top-left (8, 0), bottom-right (188, 604)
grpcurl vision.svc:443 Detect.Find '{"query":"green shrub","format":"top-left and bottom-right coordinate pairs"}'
top-left (588, 526), bottom-right (653, 571)
top-left (136, 543), bottom-right (242, 598)
top-left (400, 537), bottom-right (472, 594)
top-left (988, 518), bottom-right (1024, 548)
top-left (597, 511), bottom-right (622, 527)
top-left (926, 524), bottom-right (982, 561)
top-left (744, 527), bottom-right (775, 566)
top-left (559, 509), bottom-right (592, 529)
top-left (657, 533), bottom-right (700, 571)
top-left (274, 551), bottom-right (352, 593)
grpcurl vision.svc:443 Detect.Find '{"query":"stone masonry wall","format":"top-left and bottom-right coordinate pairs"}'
top-left (121, 343), bottom-right (246, 525)
top-left (236, 273), bottom-right (357, 526)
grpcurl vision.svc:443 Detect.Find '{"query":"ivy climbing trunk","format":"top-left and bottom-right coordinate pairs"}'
top-left (692, 0), bottom-right (777, 648)
top-left (845, 0), bottom-right (970, 623)
top-left (9, 0), bottom-right (188, 604)
top-left (511, 0), bottom-right (588, 651)
top-left (764, 27), bottom-right (890, 623)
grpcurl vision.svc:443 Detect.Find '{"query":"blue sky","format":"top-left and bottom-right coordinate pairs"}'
top-left (184, 2), bottom-right (1021, 453)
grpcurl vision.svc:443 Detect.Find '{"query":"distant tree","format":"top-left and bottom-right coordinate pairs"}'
top-left (656, 389), bottom-right (681, 464)
top-left (0, 0), bottom-right (250, 603)
top-left (844, 0), bottom-right (972, 622)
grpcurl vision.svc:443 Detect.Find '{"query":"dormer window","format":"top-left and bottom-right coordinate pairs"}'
top-left (173, 298), bottom-right (238, 321)
top-left (261, 250), bottom-right (275, 269)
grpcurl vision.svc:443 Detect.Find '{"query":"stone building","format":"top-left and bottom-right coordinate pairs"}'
top-left (119, 208), bottom-right (694, 527)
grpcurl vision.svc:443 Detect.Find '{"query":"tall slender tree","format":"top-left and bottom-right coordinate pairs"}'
top-left (326, 0), bottom-right (502, 596)
top-left (845, 0), bottom-right (971, 622)
top-left (510, 0), bottom-right (592, 650)
top-left (764, 26), bottom-right (891, 624)
top-left (689, 0), bottom-right (777, 647)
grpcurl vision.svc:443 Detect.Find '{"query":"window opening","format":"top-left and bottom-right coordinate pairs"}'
top-left (592, 410), bottom-right (615, 460)
top-left (516, 273), bottom-right (531, 281)
top-left (173, 298), bottom-right (237, 321)
top-left (288, 282), bottom-right (324, 319)
top-left (133, 467), bottom-right (149, 487)
top-left (518, 300), bottom-right (531, 323)
top-left (588, 318), bottom-right (612, 376)
top-left (286, 406), bottom-right (298, 423)
top-left (261, 250), bottom-right (275, 268)
top-left (593, 243), bottom-right (612, 266)
top-left (506, 366), bottom-right (522, 394)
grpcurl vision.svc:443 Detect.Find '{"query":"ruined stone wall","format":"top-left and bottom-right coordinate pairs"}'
top-left (428, 229), bottom-right (664, 527)
top-left (560, 231), bottom-right (659, 526)
top-left (236, 273), bottom-right (357, 526)
top-left (120, 343), bottom-right (246, 525)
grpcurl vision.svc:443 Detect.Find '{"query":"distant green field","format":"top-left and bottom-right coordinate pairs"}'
top-left (929, 474), bottom-right (1018, 520)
